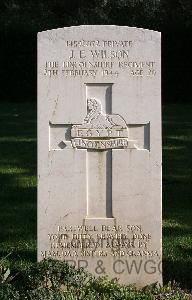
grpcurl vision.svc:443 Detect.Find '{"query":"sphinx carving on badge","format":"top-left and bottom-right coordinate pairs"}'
top-left (81, 98), bottom-right (127, 129)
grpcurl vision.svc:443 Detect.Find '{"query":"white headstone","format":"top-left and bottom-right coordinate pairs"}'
top-left (38, 25), bottom-right (162, 287)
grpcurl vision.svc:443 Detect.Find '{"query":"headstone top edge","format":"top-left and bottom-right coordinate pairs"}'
top-left (37, 25), bottom-right (161, 36)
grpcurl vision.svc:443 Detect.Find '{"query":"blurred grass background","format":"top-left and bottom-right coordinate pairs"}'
top-left (162, 104), bottom-right (192, 288)
top-left (0, 102), bottom-right (191, 288)
top-left (0, 103), bottom-right (36, 269)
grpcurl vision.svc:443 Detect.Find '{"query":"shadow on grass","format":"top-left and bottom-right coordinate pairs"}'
top-left (162, 104), bottom-right (192, 289)
top-left (0, 103), bottom-right (37, 266)
top-left (163, 259), bottom-right (192, 289)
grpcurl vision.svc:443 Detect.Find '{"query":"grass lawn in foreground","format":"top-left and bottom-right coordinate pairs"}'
top-left (0, 103), bottom-right (37, 268)
top-left (162, 104), bottom-right (192, 288)
top-left (0, 102), bottom-right (191, 289)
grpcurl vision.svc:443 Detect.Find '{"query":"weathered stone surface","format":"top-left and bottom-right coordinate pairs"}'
top-left (38, 25), bottom-right (162, 287)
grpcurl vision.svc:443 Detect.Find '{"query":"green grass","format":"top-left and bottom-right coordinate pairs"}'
top-left (0, 103), bottom-right (37, 269)
top-left (0, 103), bottom-right (191, 289)
top-left (162, 104), bottom-right (192, 288)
